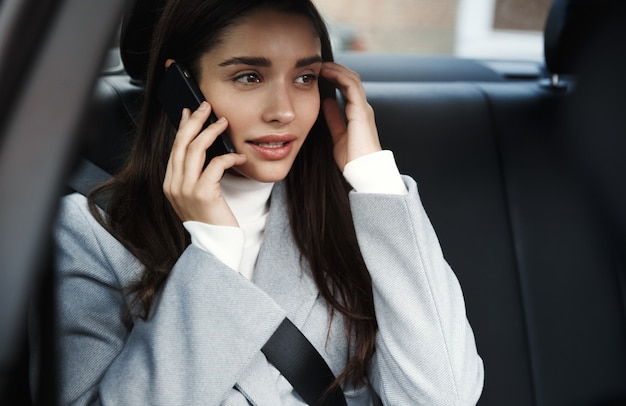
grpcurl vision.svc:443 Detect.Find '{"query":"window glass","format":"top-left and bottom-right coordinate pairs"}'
top-left (312, 0), bottom-right (552, 61)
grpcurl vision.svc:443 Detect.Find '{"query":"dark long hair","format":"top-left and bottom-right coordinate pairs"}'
top-left (90, 0), bottom-right (377, 390)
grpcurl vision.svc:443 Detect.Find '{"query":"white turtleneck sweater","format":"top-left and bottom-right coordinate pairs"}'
top-left (183, 150), bottom-right (406, 280)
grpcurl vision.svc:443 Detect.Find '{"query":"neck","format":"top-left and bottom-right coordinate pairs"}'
top-left (220, 172), bottom-right (274, 224)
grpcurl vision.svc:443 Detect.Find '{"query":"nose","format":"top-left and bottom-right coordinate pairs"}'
top-left (261, 81), bottom-right (296, 125)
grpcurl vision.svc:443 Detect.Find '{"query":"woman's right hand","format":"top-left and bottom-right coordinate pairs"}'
top-left (163, 101), bottom-right (246, 227)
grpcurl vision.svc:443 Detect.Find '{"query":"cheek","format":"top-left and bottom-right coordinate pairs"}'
top-left (297, 92), bottom-right (321, 130)
top-left (211, 99), bottom-right (256, 142)
top-left (199, 83), bottom-right (250, 137)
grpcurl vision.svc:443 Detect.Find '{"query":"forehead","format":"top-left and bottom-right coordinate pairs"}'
top-left (210, 8), bottom-right (321, 61)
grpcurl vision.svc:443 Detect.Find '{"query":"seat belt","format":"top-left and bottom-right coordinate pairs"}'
top-left (67, 159), bottom-right (113, 210)
top-left (67, 158), bottom-right (348, 406)
top-left (262, 318), bottom-right (347, 406)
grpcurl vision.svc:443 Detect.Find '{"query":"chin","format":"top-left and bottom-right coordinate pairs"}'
top-left (232, 162), bottom-right (292, 183)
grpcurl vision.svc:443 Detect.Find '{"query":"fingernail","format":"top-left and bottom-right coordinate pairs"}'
top-left (198, 101), bottom-right (209, 110)
top-left (217, 116), bottom-right (226, 123)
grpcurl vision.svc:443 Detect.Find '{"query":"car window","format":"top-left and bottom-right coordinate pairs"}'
top-left (312, 0), bottom-right (552, 60)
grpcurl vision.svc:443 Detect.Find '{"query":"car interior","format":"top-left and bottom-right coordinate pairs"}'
top-left (1, 0), bottom-right (625, 404)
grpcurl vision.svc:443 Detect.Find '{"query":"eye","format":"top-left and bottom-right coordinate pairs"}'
top-left (295, 74), bottom-right (318, 85)
top-left (234, 73), bottom-right (261, 84)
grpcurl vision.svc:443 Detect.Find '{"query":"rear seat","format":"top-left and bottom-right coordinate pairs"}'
top-left (363, 80), bottom-right (537, 405)
top-left (78, 0), bottom-right (626, 404)
top-left (481, 80), bottom-right (626, 405)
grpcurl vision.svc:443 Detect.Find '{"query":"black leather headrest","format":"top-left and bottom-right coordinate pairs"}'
top-left (544, 0), bottom-right (626, 75)
top-left (120, 0), bottom-right (166, 82)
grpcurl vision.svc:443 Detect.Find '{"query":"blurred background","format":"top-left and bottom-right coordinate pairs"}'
top-left (313, 0), bottom-right (551, 60)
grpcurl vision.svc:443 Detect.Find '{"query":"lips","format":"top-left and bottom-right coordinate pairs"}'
top-left (253, 141), bottom-right (288, 148)
top-left (247, 135), bottom-right (297, 160)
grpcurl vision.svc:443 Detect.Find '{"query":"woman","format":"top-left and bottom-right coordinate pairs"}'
top-left (47, 0), bottom-right (484, 404)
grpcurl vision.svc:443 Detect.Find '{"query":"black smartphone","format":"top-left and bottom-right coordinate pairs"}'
top-left (156, 62), bottom-right (236, 165)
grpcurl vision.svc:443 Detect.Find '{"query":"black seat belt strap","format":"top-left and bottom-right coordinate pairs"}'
top-left (262, 318), bottom-right (347, 406)
top-left (67, 159), bottom-right (348, 406)
top-left (67, 158), bottom-right (112, 210)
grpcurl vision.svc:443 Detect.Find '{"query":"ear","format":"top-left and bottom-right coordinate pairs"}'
top-left (165, 58), bottom-right (175, 69)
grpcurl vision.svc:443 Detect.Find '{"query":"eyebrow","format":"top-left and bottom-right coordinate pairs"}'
top-left (218, 55), bottom-right (323, 68)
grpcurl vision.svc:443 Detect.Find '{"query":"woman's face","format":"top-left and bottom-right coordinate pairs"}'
top-left (197, 8), bottom-right (323, 183)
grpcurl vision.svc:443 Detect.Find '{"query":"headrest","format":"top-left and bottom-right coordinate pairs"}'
top-left (544, 0), bottom-right (626, 75)
top-left (120, 0), bottom-right (166, 82)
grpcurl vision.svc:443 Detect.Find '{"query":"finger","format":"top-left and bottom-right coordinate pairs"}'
top-left (163, 107), bottom-right (190, 199)
top-left (175, 102), bottom-right (213, 145)
top-left (176, 152), bottom-right (245, 224)
top-left (171, 102), bottom-right (215, 163)
top-left (321, 63), bottom-right (370, 118)
top-left (198, 153), bottom-right (248, 186)
top-left (165, 102), bottom-right (216, 206)
top-left (322, 98), bottom-right (346, 142)
top-left (168, 104), bottom-right (209, 171)
top-left (321, 62), bottom-right (363, 92)
top-left (177, 106), bottom-right (192, 130)
top-left (182, 116), bottom-right (229, 180)
top-left (168, 102), bottom-right (213, 182)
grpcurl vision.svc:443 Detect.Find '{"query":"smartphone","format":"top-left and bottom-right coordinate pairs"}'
top-left (156, 62), bottom-right (236, 165)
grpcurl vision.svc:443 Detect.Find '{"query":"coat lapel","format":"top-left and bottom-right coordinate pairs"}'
top-left (245, 182), bottom-right (350, 388)
top-left (232, 182), bottom-right (324, 403)
top-left (252, 181), bottom-right (320, 327)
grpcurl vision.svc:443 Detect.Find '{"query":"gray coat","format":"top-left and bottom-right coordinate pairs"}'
top-left (44, 177), bottom-right (483, 405)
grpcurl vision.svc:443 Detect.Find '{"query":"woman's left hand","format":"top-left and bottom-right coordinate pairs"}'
top-left (321, 62), bottom-right (382, 171)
